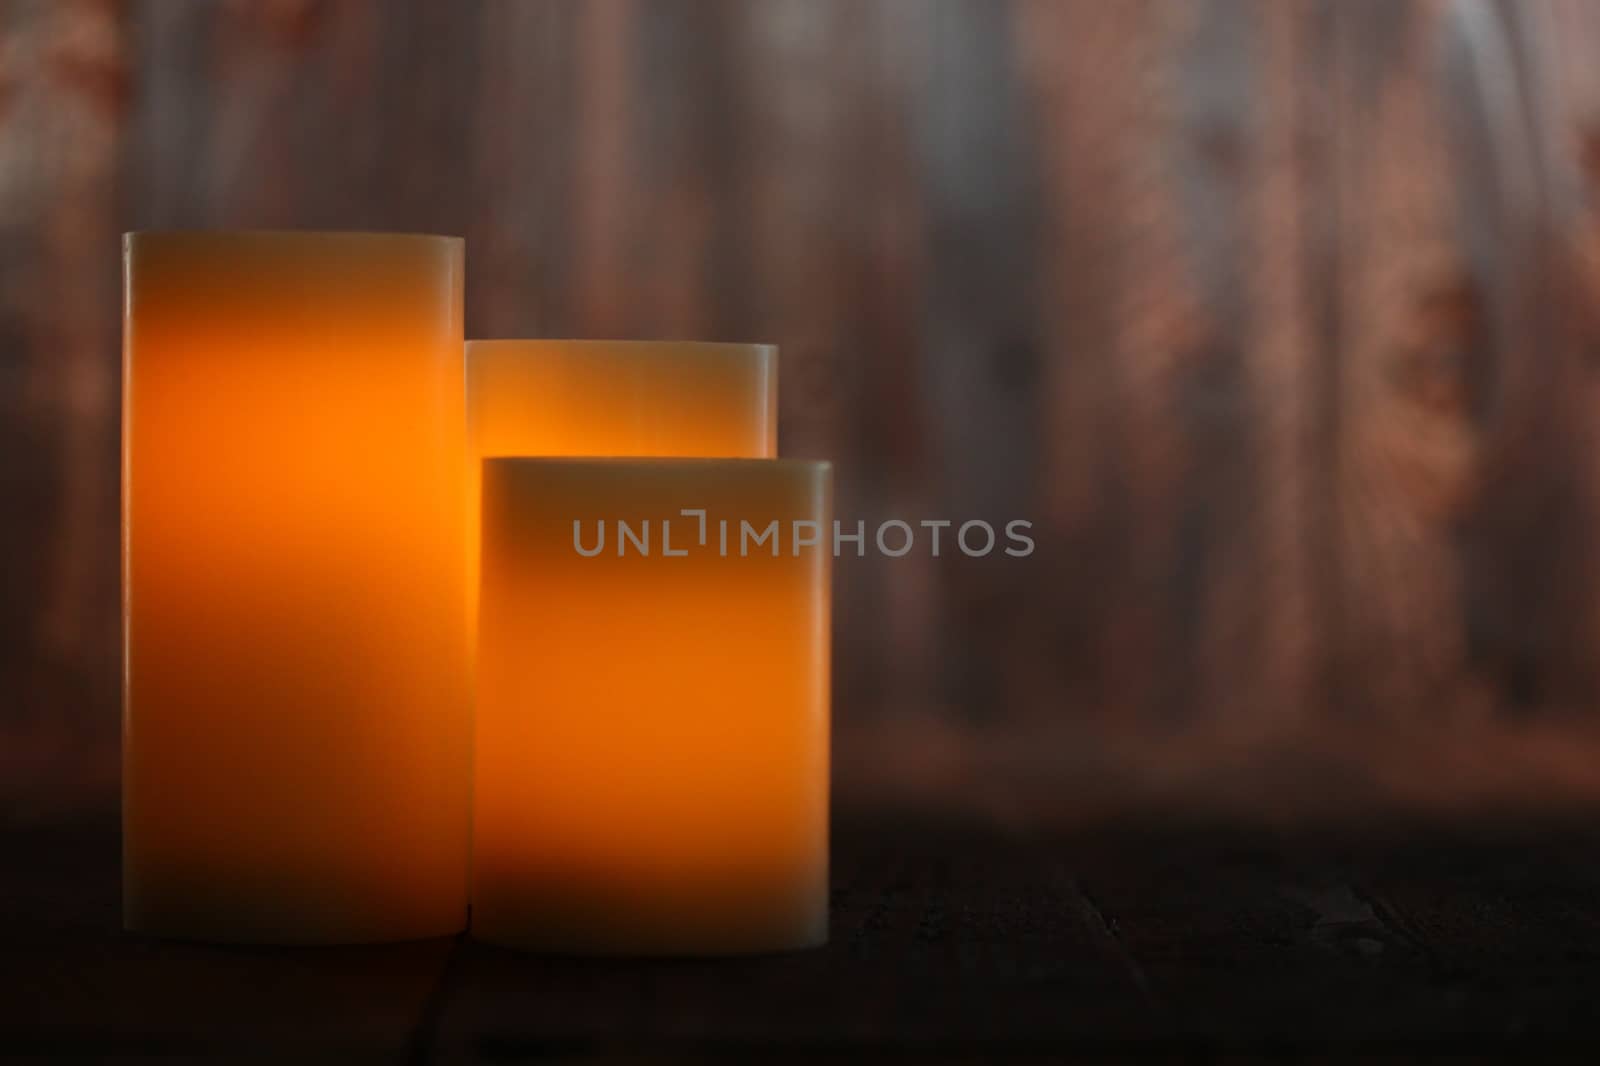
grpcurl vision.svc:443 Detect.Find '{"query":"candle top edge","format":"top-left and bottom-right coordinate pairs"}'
top-left (481, 456), bottom-right (831, 473)
top-left (123, 230), bottom-right (464, 246)
top-left (467, 339), bottom-right (777, 356)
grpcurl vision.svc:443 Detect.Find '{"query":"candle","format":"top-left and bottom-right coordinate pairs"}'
top-left (466, 340), bottom-right (777, 459)
top-left (464, 340), bottom-right (777, 640)
top-left (473, 458), bottom-right (831, 954)
top-left (123, 232), bottom-right (471, 943)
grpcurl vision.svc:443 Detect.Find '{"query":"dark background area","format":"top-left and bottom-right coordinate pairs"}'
top-left (8, 0), bottom-right (1600, 824)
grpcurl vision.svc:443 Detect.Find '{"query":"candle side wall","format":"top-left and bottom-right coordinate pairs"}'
top-left (122, 233), bottom-right (471, 944)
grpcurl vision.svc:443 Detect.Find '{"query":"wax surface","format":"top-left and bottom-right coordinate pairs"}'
top-left (123, 232), bottom-right (471, 944)
top-left (474, 459), bottom-right (831, 954)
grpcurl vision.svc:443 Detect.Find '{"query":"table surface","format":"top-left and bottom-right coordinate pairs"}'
top-left (5, 811), bottom-right (1600, 1062)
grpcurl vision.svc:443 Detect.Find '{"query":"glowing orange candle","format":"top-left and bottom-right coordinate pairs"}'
top-left (473, 458), bottom-right (831, 954)
top-left (123, 232), bottom-right (470, 943)
top-left (464, 340), bottom-right (776, 638)
top-left (466, 339), bottom-right (777, 459)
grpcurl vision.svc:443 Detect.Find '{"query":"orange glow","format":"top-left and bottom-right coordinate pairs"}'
top-left (473, 459), bottom-right (831, 954)
top-left (122, 232), bottom-right (470, 943)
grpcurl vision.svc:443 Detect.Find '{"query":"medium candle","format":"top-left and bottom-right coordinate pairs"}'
top-left (474, 458), bottom-right (831, 954)
top-left (466, 339), bottom-right (777, 460)
top-left (464, 339), bottom-right (777, 640)
top-left (123, 232), bottom-right (471, 944)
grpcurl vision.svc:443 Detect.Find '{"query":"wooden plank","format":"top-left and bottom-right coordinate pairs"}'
top-left (423, 816), bottom-right (1154, 1060)
top-left (10, 817), bottom-right (1600, 1057)
top-left (1351, 821), bottom-right (1600, 1042)
top-left (1067, 822), bottom-right (1443, 1045)
top-left (1067, 819), bottom-right (1600, 1049)
top-left (1360, 822), bottom-right (1600, 965)
top-left (0, 818), bottom-right (454, 1060)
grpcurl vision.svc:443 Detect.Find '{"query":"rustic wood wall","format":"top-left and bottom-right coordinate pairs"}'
top-left (6, 0), bottom-right (1600, 818)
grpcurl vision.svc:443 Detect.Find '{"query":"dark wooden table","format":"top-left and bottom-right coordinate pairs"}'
top-left (5, 811), bottom-right (1600, 1062)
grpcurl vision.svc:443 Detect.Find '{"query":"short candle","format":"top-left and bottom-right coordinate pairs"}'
top-left (122, 232), bottom-right (471, 944)
top-left (473, 458), bottom-right (831, 955)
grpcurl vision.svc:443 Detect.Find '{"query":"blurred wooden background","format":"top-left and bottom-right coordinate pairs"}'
top-left (6, 0), bottom-right (1600, 819)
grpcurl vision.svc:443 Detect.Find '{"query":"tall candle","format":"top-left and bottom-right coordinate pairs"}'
top-left (123, 232), bottom-right (470, 943)
top-left (474, 458), bottom-right (831, 954)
